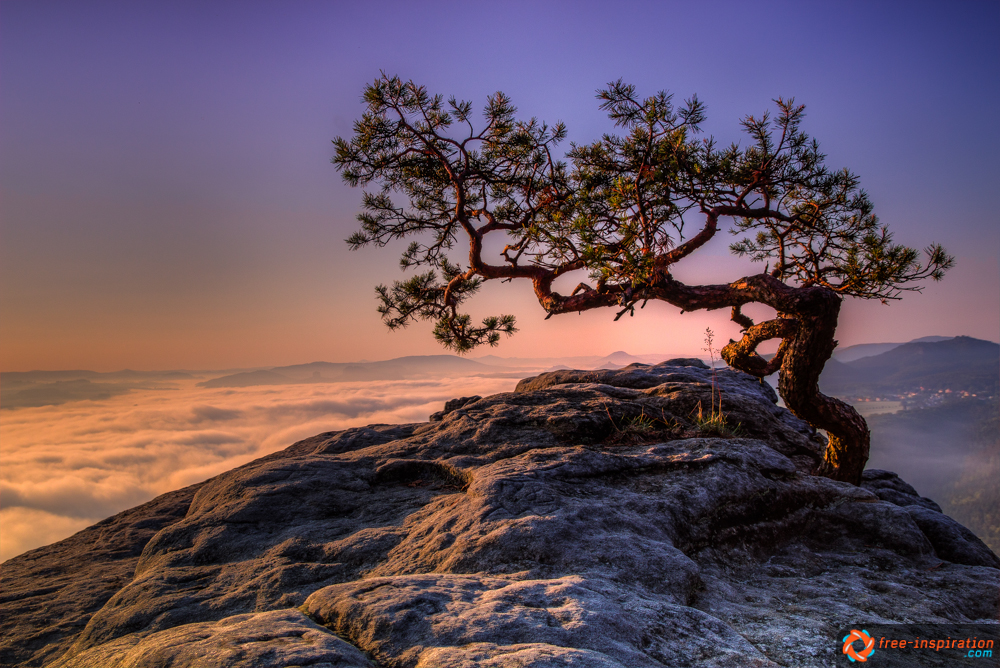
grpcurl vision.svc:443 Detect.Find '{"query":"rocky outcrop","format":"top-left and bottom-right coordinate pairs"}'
top-left (429, 395), bottom-right (482, 422)
top-left (1, 361), bottom-right (996, 667)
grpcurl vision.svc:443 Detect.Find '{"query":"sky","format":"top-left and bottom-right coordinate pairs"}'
top-left (2, 0), bottom-right (998, 371)
top-left (2, 0), bottom-right (999, 561)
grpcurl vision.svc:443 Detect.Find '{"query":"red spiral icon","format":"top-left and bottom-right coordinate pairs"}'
top-left (842, 629), bottom-right (875, 662)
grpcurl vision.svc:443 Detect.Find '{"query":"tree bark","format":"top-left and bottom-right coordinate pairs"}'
top-left (768, 289), bottom-right (870, 484)
top-left (715, 285), bottom-right (870, 484)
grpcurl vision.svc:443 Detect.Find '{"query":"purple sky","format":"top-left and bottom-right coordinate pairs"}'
top-left (2, 0), bottom-right (998, 371)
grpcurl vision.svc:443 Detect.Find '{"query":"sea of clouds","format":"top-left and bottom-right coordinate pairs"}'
top-left (0, 375), bottom-right (522, 562)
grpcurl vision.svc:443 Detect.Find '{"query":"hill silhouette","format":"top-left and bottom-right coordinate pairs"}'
top-left (0, 370), bottom-right (194, 409)
top-left (197, 355), bottom-right (499, 388)
top-left (830, 335), bottom-right (954, 363)
top-left (820, 336), bottom-right (999, 398)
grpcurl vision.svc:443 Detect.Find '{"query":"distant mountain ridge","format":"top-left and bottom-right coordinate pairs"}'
top-left (196, 352), bottom-right (682, 388)
top-left (196, 355), bottom-right (502, 388)
top-left (831, 336), bottom-right (954, 363)
top-left (475, 351), bottom-right (674, 370)
top-left (820, 336), bottom-right (999, 398)
top-left (5, 339), bottom-right (995, 406)
top-left (0, 369), bottom-right (194, 409)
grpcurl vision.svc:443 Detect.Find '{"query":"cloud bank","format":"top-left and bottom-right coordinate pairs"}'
top-left (0, 375), bottom-right (520, 561)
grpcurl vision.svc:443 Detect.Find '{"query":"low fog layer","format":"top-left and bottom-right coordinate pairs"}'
top-left (0, 375), bottom-right (520, 561)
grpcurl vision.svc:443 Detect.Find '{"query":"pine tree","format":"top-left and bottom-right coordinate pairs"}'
top-left (333, 75), bottom-right (953, 484)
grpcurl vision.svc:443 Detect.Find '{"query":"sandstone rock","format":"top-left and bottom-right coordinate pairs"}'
top-left (0, 486), bottom-right (200, 668)
top-left (861, 468), bottom-right (943, 512)
top-left (304, 574), bottom-right (771, 668)
top-left (430, 395), bottom-right (483, 421)
top-left (50, 610), bottom-right (372, 668)
top-left (903, 506), bottom-right (1000, 569)
top-left (1, 361), bottom-right (996, 668)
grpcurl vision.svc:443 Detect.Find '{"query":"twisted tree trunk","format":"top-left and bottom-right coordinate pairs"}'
top-left (532, 269), bottom-right (872, 484)
top-left (645, 274), bottom-right (871, 485)
top-left (766, 290), bottom-right (870, 484)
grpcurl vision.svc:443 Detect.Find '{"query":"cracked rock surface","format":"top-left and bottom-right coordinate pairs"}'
top-left (2, 361), bottom-right (996, 668)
